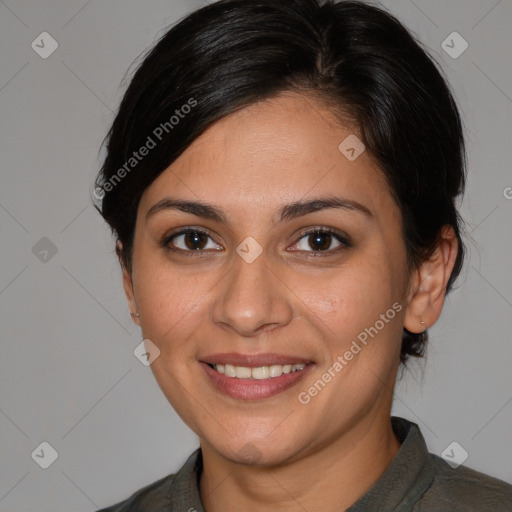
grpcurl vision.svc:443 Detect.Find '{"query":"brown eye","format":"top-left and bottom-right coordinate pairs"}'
top-left (307, 232), bottom-right (334, 251)
top-left (183, 231), bottom-right (208, 250)
top-left (165, 229), bottom-right (222, 252)
top-left (290, 228), bottom-right (351, 254)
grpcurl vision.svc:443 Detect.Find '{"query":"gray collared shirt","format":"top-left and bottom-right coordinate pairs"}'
top-left (97, 417), bottom-right (512, 511)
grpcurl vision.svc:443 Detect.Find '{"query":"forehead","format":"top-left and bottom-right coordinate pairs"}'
top-left (138, 93), bottom-right (395, 221)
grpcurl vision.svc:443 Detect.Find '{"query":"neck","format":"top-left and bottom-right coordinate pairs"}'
top-left (199, 412), bottom-right (401, 512)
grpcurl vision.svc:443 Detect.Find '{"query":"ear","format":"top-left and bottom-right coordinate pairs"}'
top-left (404, 226), bottom-right (458, 333)
top-left (117, 241), bottom-right (140, 326)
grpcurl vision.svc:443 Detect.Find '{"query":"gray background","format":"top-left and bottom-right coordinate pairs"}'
top-left (0, 0), bottom-right (511, 510)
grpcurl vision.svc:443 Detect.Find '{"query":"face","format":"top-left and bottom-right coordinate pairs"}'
top-left (125, 93), bottom-right (411, 466)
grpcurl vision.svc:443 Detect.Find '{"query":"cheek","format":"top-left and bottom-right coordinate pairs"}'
top-left (133, 256), bottom-right (215, 353)
top-left (295, 260), bottom-right (399, 339)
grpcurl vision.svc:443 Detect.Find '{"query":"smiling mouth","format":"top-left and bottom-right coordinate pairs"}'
top-left (207, 363), bottom-right (307, 379)
top-left (201, 357), bottom-right (314, 399)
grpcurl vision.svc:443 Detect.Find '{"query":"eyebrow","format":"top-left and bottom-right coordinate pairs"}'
top-left (146, 195), bottom-right (372, 224)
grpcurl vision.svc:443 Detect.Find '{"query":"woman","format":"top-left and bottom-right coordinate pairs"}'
top-left (94, 0), bottom-right (512, 510)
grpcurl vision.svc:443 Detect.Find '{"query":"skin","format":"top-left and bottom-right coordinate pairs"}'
top-left (122, 92), bottom-right (458, 511)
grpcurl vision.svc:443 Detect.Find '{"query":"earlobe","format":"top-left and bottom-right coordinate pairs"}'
top-left (118, 241), bottom-right (140, 326)
top-left (404, 226), bottom-right (458, 333)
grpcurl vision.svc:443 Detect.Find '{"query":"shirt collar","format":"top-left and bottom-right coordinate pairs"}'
top-left (347, 416), bottom-right (434, 511)
top-left (167, 446), bottom-right (205, 511)
top-left (169, 416), bottom-right (434, 511)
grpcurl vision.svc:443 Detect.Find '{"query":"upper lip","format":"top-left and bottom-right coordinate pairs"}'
top-left (200, 353), bottom-right (313, 367)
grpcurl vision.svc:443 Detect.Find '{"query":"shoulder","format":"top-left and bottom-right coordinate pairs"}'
top-left (96, 472), bottom-right (175, 512)
top-left (96, 448), bottom-right (202, 512)
top-left (418, 453), bottom-right (512, 511)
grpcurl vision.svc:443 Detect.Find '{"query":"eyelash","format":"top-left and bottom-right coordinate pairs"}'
top-left (161, 227), bottom-right (352, 257)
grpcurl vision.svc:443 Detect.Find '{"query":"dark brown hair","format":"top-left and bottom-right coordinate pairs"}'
top-left (94, 0), bottom-right (466, 364)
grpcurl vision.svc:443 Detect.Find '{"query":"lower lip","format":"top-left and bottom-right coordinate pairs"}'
top-left (200, 362), bottom-right (314, 400)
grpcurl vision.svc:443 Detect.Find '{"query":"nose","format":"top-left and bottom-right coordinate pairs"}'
top-left (211, 250), bottom-right (294, 337)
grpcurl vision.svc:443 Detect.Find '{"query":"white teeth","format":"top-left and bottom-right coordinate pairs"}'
top-left (269, 365), bottom-right (283, 378)
top-left (235, 366), bottom-right (252, 379)
top-left (224, 364), bottom-right (236, 377)
top-left (252, 366), bottom-right (270, 380)
top-left (212, 363), bottom-right (307, 379)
